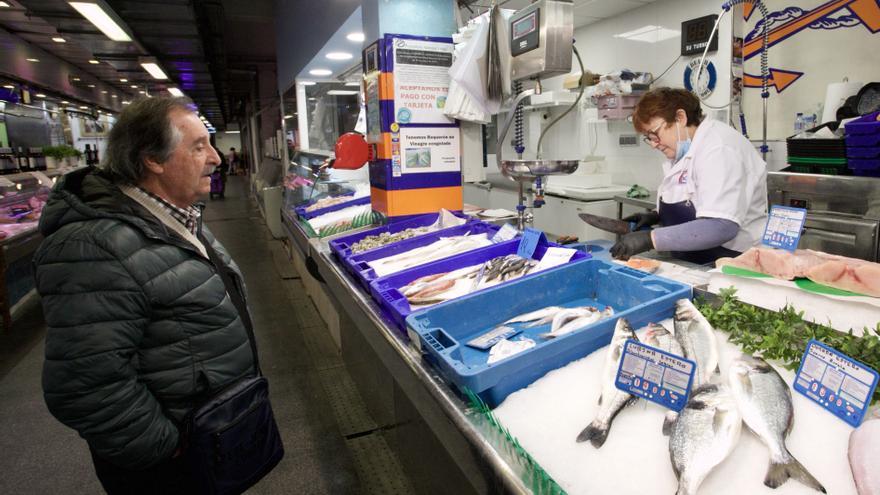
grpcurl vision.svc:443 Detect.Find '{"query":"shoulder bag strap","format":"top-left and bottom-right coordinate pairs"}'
top-left (197, 231), bottom-right (261, 376)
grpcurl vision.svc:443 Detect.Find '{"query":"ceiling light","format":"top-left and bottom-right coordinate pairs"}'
top-left (89, 59), bottom-right (100, 64)
top-left (345, 82), bottom-right (361, 87)
top-left (101, 90), bottom-right (107, 94)
top-left (299, 81), bottom-right (316, 86)
top-left (130, 85), bottom-right (137, 88)
top-left (347, 32), bottom-right (365, 43)
top-left (79, 106), bottom-right (88, 109)
top-left (309, 69), bottom-right (332, 76)
top-left (3, 85), bottom-right (13, 89)
top-left (68, 1), bottom-right (132, 42)
top-left (36, 93), bottom-right (46, 98)
top-left (119, 78), bottom-right (127, 82)
top-left (613, 25), bottom-right (680, 43)
top-left (283, 114), bottom-right (293, 119)
top-left (52, 37), bottom-right (66, 43)
top-left (140, 61), bottom-right (168, 80)
top-left (225, 131), bottom-right (240, 134)
top-left (167, 87), bottom-right (184, 97)
top-left (111, 94), bottom-right (117, 98)
top-left (138, 90), bottom-right (145, 94)
top-left (122, 100), bottom-right (130, 105)
top-left (308, 97), bottom-right (316, 101)
top-left (72, 77), bottom-right (81, 81)
top-left (326, 52), bottom-right (353, 61)
top-left (0, 2), bottom-right (10, 7)
top-left (61, 100), bottom-right (69, 104)
top-left (327, 90), bottom-right (359, 96)
top-left (26, 58), bottom-right (39, 62)
top-left (88, 84), bottom-right (95, 88)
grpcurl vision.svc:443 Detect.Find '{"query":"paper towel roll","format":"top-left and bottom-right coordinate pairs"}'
top-left (822, 81), bottom-right (863, 123)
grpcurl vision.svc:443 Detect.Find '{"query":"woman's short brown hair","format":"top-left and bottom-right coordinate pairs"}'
top-left (632, 87), bottom-right (704, 133)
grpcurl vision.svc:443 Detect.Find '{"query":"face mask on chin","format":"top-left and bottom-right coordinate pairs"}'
top-left (674, 122), bottom-right (691, 163)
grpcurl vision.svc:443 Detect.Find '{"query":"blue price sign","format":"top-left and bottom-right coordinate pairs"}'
top-left (516, 227), bottom-right (546, 258)
top-left (793, 339), bottom-right (879, 427)
top-left (762, 205), bottom-right (807, 251)
top-left (615, 340), bottom-right (696, 412)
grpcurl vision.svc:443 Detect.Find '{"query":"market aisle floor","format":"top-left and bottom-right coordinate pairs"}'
top-left (0, 176), bottom-right (412, 494)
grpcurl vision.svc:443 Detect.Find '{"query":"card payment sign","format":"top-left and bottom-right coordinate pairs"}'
top-left (762, 205), bottom-right (807, 252)
top-left (615, 340), bottom-right (696, 412)
top-left (794, 339), bottom-right (879, 427)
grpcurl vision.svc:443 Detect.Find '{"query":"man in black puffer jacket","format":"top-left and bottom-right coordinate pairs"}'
top-left (35, 97), bottom-right (260, 493)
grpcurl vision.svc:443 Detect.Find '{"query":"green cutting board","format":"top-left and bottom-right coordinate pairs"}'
top-left (721, 265), bottom-right (867, 297)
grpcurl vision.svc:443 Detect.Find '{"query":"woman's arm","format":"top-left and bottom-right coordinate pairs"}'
top-left (651, 217), bottom-right (739, 251)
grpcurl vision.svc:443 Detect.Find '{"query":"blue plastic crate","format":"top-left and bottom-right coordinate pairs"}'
top-left (294, 195), bottom-right (370, 220)
top-left (344, 222), bottom-right (501, 290)
top-left (845, 111), bottom-right (880, 136)
top-left (846, 146), bottom-right (880, 159)
top-left (848, 157), bottom-right (880, 177)
top-left (845, 133), bottom-right (880, 148)
top-left (328, 211), bottom-right (474, 262)
top-left (406, 259), bottom-right (692, 407)
top-left (369, 238), bottom-right (591, 333)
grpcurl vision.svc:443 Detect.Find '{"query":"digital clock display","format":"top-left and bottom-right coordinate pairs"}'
top-left (681, 14), bottom-right (718, 56)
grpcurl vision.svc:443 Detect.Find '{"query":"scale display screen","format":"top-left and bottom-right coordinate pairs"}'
top-left (513, 11), bottom-right (537, 39)
top-left (681, 14), bottom-right (718, 56)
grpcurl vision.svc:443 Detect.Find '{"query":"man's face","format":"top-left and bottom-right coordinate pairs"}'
top-left (157, 109), bottom-right (221, 207)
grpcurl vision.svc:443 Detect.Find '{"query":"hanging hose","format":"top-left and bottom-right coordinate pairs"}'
top-left (535, 44), bottom-right (586, 158)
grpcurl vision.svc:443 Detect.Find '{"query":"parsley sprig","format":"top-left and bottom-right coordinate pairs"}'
top-left (697, 288), bottom-right (880, 404)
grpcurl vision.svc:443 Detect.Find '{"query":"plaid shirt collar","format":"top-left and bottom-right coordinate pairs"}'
top-left (134, 187), bottom-right (201, 235)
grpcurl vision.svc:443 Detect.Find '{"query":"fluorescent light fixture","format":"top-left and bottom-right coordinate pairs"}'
top-left (345, 82), bottom-right (361, 87)
top-left (0, 2), bottom-right (10, 7)
top-left (346, 32), bottom-right (365, 42)
top-left (68, 2), bottom-right (132, 42)
top-left (167, 87), bottom-right (184, 97)
top-left (283, 114), bottom-right (293, 119)
top-left (26, 58), bottom-right (39, 62)
top-left (326, 52), bottom-right (353, 61)
top-left (225, 131), bottom-right (240, 134)
top-left (88, 84), bottom-right (95, 88)
top-left (3, 85), bottom-right (13, 89)
top-left (327, 90), bottom-right (358, 96)
top-left (122, 100), bottom-right (130, 104)
top-left (613, 25), bottom-right (680, 43)
top-left (72, 77), bottom-right (81, 81)
top-left (61, 100), bottom-right (69, 104)
top-left (52, 37), bottom-right (67, 43)
top-left (130, 85), bottom-right (137, 88)
top-left (111, 94), bottom-right (117, 98)
top-left (89, 59), bottom-right (100, 64)
top-left (309, 69), bottom-right (332, 76)
top-left (79, 105), bottom-right (88, 109)
top-left (36, 93), bottom-right (46, 98)
top-left (101, 90), bottom-right (107, 94)
top-left (308, 97), bottom-right (316, 101)
top-left (119, 78), bottom-right (127, 82)
top-left (140, 61), bottom-right (168, 80)
top-left (138, 90), bottom-right (145, 94)
top-left (299, 81), bottom-right (316, 86)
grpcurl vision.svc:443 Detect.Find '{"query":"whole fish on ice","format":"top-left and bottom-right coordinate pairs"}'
top-left (669, 384), bottom-right (742, 495)
top-left (540, 306), bottom-right (614, 339)
top-left (645, 322), bottom-right (685, 433)
top-left (576, 317), bottom-right (638, 448)
top-left (849, 418), bottom-right (880, 495)
top-left (728, 355), bottom-right (826, 493)
top-left (673, 299), bottom-right (719, 387)
top-left (503, 306), bottom-right (565, 326)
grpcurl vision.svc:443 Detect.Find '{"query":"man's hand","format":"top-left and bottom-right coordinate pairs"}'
top-left (610, 230), bottom-right (654, 260)
top-left (622, 211), bottom-right (660, 231)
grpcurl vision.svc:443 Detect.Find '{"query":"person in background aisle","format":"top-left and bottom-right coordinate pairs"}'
top-left (209, 138), bottom-right (228, 199)
top-left (611, 87), bottom-right (768, 264)
top-left (228, 146), bottom-right (240, 175)
top-left (34, 97), bottom-right (280, 493)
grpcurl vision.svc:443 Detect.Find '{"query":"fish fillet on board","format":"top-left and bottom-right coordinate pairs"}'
top-left (715, 248), bottom-right (829, 280)
top-left (805, 258), bottom-right (880, 297)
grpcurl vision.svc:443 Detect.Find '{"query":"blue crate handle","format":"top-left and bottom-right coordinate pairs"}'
top-left (610, 265), bottom-right (649, 279)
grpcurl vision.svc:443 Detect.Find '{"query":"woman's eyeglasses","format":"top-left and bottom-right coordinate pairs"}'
top-left (642, 121), bottom-right (665, 145)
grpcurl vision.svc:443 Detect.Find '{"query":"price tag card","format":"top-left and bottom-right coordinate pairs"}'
top-left (492, 223), bottom-right (518, 243)
top-left (615, 340), bottom-right (696, 412)
top-left (466, 325), bottom-right (522, 350)
top-left (762, 205), bottom-right (807, 251)
top-left (516, 227), bottom-right (546, 258)
top-left (531, 247), bottom-right (576, 272)
top-left (793, 339), bottom-right (879, 427)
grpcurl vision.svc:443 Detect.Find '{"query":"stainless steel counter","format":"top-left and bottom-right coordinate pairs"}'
top-left (282, 215), bottom-right (531, 494)
top-left (613, 192), bottom-right (656, 216)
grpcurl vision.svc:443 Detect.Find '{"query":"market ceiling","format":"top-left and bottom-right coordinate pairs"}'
top-left (0, 0), bottom-right (275, 129)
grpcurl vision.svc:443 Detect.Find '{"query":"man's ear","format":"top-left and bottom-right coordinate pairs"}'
top-left (143, 156), bottom-right (164, 175)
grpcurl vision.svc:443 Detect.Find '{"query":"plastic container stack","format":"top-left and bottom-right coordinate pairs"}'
top-left (785, 123), bottom-right (849, 175)
top-left (845, 111), bottom-right (880, 177)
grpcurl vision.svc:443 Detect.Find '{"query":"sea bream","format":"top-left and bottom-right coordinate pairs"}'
top-left (728, 355), bottom-right (826, 493)
top-left (673, 299), bottom-right (720, 387)
top-left (576, 317), bottom-right (638, 448)
top-left (503, 306), bottom-right (565, 326)
top-left (646, 322), bottom-right (685, 434)
top-left (539, 306), bottom-right (614, 340)
top-left (669, 384), bottom-right (742, 495)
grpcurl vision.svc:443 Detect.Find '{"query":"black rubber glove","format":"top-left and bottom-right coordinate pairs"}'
top-left (610, 230), bottom-right (654, 260)
top-left (622, 210), bottom-right (661, 231)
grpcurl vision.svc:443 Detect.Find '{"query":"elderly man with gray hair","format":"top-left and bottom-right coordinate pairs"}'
top-left (34, 97), bottom-right (282, 494)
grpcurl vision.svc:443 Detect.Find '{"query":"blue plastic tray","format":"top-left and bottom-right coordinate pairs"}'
top-left (328, 211), bottom-right (473, 262)
top-left (845, 111), bottom-right (880, 135)
top-left (848, 157), bottom-right (880, 175)
top-left (295, 195), bottom-right (369, 220)
top-left (369, 238), bottom-right (591, 333)
top-left (846, 146), bottom-right (880, 159)
top-left (344, 222), bottom-right (501, 290)
top-left (406, 259), bottom-right (692, 407)
top-left (845, 133), bottom-right (880, 148)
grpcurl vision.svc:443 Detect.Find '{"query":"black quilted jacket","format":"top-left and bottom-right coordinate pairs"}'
top-left (34, 168), bottom-right (254, 469)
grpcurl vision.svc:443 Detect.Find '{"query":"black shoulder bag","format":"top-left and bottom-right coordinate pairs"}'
top-left (183, 233), bottom-right (284, 495)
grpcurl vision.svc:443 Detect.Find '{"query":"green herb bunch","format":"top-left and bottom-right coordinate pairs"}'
top-left (697, 288), bottom-right (880, 404)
